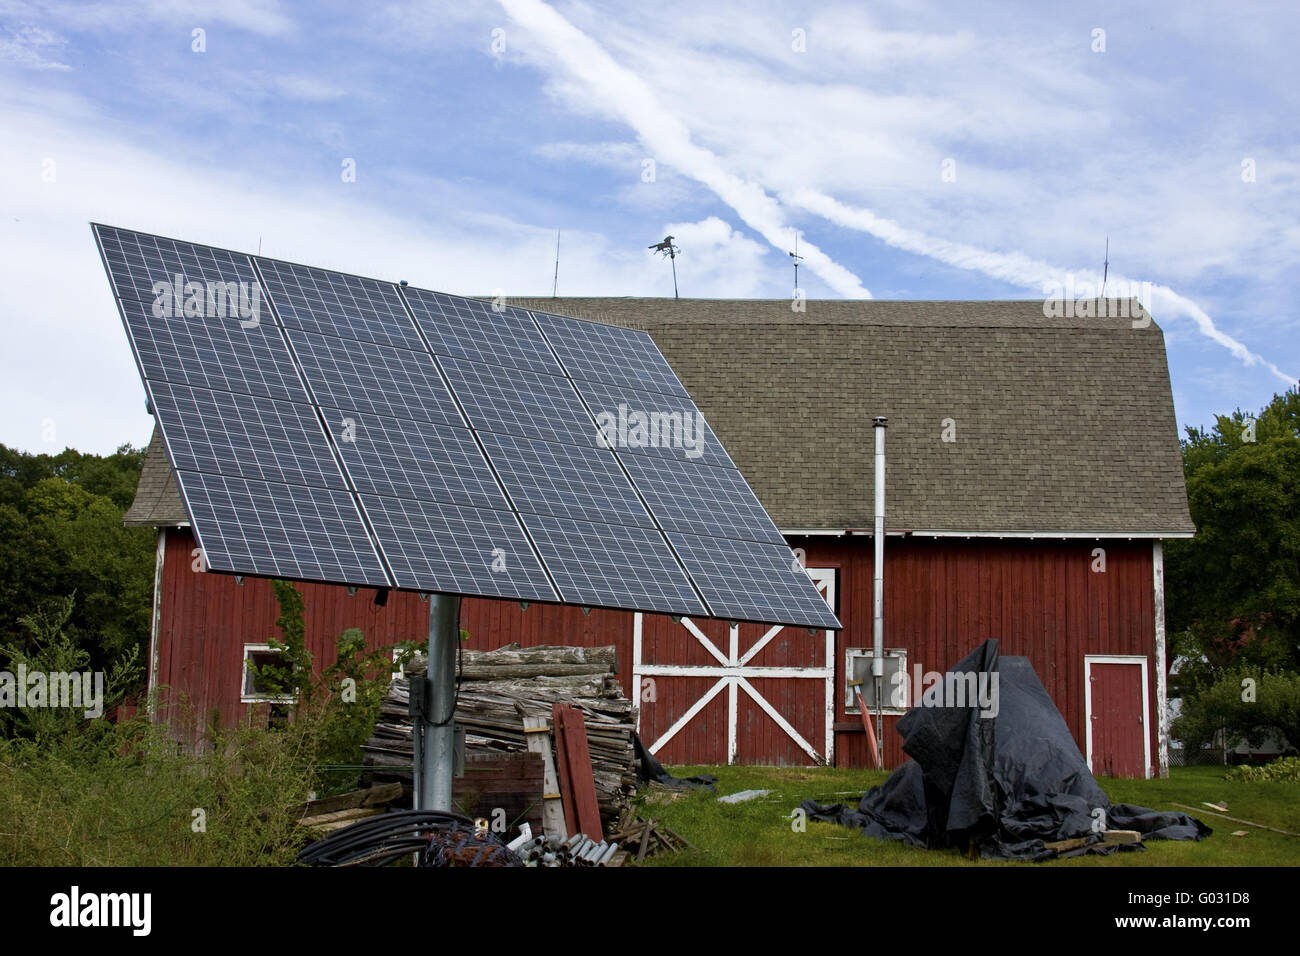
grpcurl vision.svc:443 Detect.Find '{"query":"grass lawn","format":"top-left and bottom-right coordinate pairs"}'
top-left (632, 765), bottom-right (1300, 867)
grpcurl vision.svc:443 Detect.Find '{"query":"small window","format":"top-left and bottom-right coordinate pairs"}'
top-left (242, 644), bottom-right (297, 704)
top-left (845, 648), bottom-right (908, 714)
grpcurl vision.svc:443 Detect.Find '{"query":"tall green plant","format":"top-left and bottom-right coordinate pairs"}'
top-left (248, 581), bottom-right (420, 793)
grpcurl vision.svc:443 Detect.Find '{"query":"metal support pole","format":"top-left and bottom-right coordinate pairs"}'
top-left (418, 593), bottom-right (460, 811)
top-left (872, 416), bottom-right (887, 764)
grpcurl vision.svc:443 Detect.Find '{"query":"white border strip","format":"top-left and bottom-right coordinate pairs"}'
top-left (1153, 541), bottom-right (1169, 778)
top-left (146, 529), bottom-right (166, 720)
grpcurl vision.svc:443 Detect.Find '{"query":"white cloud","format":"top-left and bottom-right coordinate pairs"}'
top-left (0, 23), bottom-right (68, 69)
top-left (497, 0), bottom-right (873, 299)
top-left (792, 187), bottom-right (1296, 384)
top-left (498, 0), bottom-right (1296, 384)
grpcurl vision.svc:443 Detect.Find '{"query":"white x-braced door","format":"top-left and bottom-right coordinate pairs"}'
top-left (633, 568), bottom-right (836, 765)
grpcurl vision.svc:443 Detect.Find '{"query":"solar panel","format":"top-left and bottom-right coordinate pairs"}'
top-left (95, 223), bottom-right (841, 629)
top-left (518, 513), bottom-right (705, 616)
top-left (179, 471), bottom-right (389, 587)
top-left (117, 285), bottom-right (305, 403)
top-left (666, 532), bottom-right (840, 630)
top-left (477, 432), bottom-right (655, 527)
top-left (97, 225), bottom-right (261, 306)
top-left (404, 288), bottom-right (558, 375)
top-left (438, 357), bottom-right (602, 448)
top-left (286, 329), bottom-right (463, 428)
top-left (532, 310), bottom-right (690, 397)
top-left (360, 494), bottom-right (557, 601)
top-left (255, 256), bottom-right (426, 352)
top-left (619, 452), bottom-right (787, 545)
top-left (321, 412), bottom-right (506, 511)
top-left (573, 379), bottom-right (734, 468)
top-left (149, 381), bottom-right (345, 490)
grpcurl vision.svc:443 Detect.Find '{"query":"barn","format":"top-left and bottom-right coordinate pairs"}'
top-left (124, 297), bottom-right (1194, 777)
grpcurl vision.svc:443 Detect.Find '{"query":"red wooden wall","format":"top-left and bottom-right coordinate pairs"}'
top-left (154, 529), bottom-right (429, 733)
top-left (155, 529), bottom-right (1157, 774)
top-left (797, 536), bottom-right (1157, 773)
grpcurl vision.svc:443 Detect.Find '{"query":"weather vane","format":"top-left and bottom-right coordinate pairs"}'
top-left (649, 235), bottom-right (681, 298)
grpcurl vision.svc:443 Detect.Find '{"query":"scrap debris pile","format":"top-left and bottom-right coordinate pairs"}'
top-left (361, 643), bottom-right (637, 823)
top-left (297, 642), bottom-right (700, 868)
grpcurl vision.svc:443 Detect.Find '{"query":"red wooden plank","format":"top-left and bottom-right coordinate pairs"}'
top-left (551, 703), bottom-right (603, 839)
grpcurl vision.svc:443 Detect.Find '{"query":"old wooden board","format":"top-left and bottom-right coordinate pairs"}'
top-left (553, 702), bottom-right (603, 840)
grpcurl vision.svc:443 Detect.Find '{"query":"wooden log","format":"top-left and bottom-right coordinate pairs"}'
top-left (289, 782), bottom-right (404, 820)
top-left (297, 806), bottom-right (385, 829)
top-left (458, 663), bottom-right (614, 681)
top-left (362, 651), bottom-right (636, 824)
top-left (1043, 836), bottom-right (1089, 853)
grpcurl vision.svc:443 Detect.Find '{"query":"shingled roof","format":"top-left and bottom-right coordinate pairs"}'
top-left (126, 298), bottom-right (1195, 536)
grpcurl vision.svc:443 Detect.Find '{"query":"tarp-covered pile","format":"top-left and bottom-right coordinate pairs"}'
top-left (801, 639), bottom-right (1210, 860)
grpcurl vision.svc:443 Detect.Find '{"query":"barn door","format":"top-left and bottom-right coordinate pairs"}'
top-left (1085, 655), bottom-right (1151, 778)
top-left (633, 568), bottom-right (836, 766)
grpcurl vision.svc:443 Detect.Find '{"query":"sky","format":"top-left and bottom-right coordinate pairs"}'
top-left (0, 0), bottom-right (1296, 456)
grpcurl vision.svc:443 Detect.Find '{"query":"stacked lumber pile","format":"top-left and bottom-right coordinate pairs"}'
top-left (362, 643), bottom-right (636, 823)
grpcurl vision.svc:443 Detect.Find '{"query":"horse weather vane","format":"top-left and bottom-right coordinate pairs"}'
top-left (649, 235), bottom-right (681, 298)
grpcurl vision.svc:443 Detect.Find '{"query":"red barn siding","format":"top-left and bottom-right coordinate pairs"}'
top-left (156, 529), bottom-right (429, 735)
top-left (154, 529), bottom-right (1158, 774)
top-left (792, 536), bottom-right (1156, 773)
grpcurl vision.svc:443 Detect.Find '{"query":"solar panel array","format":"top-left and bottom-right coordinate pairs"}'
top-left (94, 224), bottom-right (840, 629)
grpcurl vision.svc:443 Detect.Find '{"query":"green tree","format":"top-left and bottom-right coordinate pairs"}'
top-left (250, 581), bottom-right (421, 793)
top-left (1165, 387), bottom-right (1300, 696)
top-left (1172, 669), bottom-right (1300, 753)
top-left (0, 443), bottom-right (153, 680)
top-left (0, 593), bottom-right (143, 740)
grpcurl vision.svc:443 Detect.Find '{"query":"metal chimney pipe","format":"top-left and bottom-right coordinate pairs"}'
top-left (872, 416), bottom-right (887, 762)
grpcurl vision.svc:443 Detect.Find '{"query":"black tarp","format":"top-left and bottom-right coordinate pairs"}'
top-left (801, 639), bottom-right (1210, 860)
top-left (634, 733), bottom-right (717, 791)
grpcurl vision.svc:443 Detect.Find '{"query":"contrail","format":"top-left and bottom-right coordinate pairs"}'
top-left (497, 0), bottom-right (872, 298)
top-left (791, 188), bottom-right (1296, 384)
top-left (499, 0), bottom-right (1292, 382)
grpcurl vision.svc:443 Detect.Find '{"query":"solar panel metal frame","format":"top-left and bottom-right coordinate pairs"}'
top-left (94, 223), bottom-right (841, 629)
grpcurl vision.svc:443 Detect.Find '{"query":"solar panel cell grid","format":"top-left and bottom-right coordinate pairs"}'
top-left (520, 512), bottom-right (706, 616)
top-left (97, 226), bottom-right (261, 305)
top-left (438, 357), bottom-right (603, 448)
top-left (255, 257), bottom-right (426, 352)
top-left (286, 329), bottom-right (463, 428)
top-left (180, 471), bottom-right (389, 587)
top-left (666, 532), bottom-right (841, 630)
top-left (532, 310), bottom-right (689, 397)
top-left (360, 494), bottom-right (557, 601)
top-left (150, 381), bottom-right (345, 490)
top-left (321, 411), bottom-right (508, 512)
top-left (477, 432), bottom-right (655, 528)
top-left (574, 379), bottom-right (734, 467)
top-left (619, 452), bottom-right (787, 545)
top-left (117, 297), bottom-right (306, 403)
top-left (403, 289), bottom-right (559, 375)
